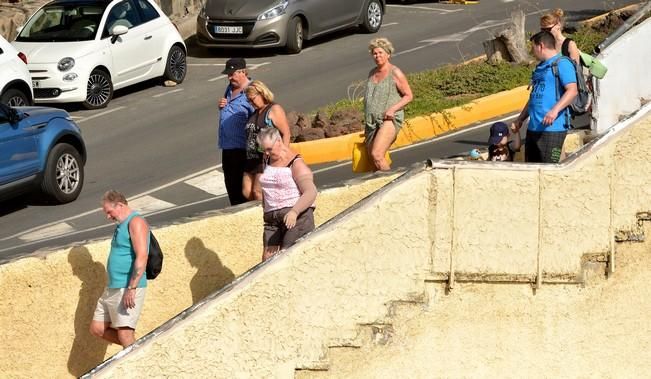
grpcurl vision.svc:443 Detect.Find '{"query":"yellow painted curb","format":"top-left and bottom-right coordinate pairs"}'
top-left (291, 85), bottom-right (530, 165)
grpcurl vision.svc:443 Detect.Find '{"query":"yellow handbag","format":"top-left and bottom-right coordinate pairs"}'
top-left (352, 142), bottom-right (391, 173)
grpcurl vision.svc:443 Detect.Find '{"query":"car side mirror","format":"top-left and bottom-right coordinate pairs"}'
top-left (111, 25), bottom-right (129, 36)
top-left (0, 104), bottom-right (21, 125)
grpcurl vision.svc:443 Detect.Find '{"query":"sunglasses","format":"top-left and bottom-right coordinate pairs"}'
top-left (540, 23), bottom-right (557, 32)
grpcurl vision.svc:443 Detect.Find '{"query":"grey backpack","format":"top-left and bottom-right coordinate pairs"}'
top-left (551, 55), bottom-right (591, 117)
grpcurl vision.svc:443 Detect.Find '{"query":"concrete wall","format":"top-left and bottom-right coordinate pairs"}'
top-left (593, 17), bottom-right (651, 133)
top-left (86, 107), bottom-right (651, 377)
top-left (299, 238), bottom-right (651, 378)
top-left (0, 175), bottom-right (395, 378)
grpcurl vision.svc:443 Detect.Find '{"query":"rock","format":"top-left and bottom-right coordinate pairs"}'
top-left (324, 124), bottom-right (347, 138)
top-left (163, 80), bottom-right (178, 87)
top-left (294, 128), bottom-right (325, 142)
top-left (340, 120), bottom-right (363, 134)
top-left (296, 113), bottom-right (310, 129)
top-left (289, 124), bottom-right (301, 142)
top-left (312, 111), bottom-right (329, 129)
top-left (286, 111), bottom-right (299, 129)
top-left (330, 108), bottom-right (362, 124)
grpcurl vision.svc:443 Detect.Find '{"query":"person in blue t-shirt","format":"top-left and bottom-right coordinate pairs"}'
top-left (512, 31), bottom-right (577, 163)
top-left (218, 58), bottom-right (255, 205)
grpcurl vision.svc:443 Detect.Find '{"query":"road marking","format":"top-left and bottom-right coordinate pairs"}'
top-left (187, 63), bottom-right (227, 66)
top-left (0, 164), bottom-right (223, 242)
top-left (18, 222), bottom-right (75, 242)
top-left (153, 88), bottom-right (184, 98)
top-left (208, 74), bottom-right (227, 82)
top-left (387, 4), bottom-right (463, 13)
top-left (128, 195), bottom-right (176, 215)
top-left (383, 22), bottom-right (399, 27)
top-left (394, 10), bottom-right (544, 57)
top-left (208, 61), bottom-right (271, 82)
top-left (76, 106), bottom-right (126, 124)
top-left (1, 113), bottom-right (520, 250)
top-left (185, 170), bottom-right (227, 196)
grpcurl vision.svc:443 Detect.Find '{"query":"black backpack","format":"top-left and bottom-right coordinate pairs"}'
top-left (551, 39), bottom-right (591, 116)
top-left (129, 218), bottom-right (163, 280)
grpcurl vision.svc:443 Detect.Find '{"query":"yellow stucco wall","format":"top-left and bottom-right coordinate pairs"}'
top-left (0, 175), bottom-right (397, 378)
top-left (297, 238), bottom-right (651, 378)
top-left (90, 110), bottom-right (651, 377)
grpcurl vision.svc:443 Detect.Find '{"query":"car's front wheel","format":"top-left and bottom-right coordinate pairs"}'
top-left (285, 17), bottom-right (304, 54)
top-left (41, 143), bottom-right (84, 204)
top-left (360, 0), bottom-right (383, 33)
top-left (83, 69), bottom-right (113, 110)
top-left (163, 45), bottom-right (187, 84)
top-left (1, 87), bottom-right (30, 106)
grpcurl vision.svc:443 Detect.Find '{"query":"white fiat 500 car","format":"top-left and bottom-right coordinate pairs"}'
top-left (12, 0), bottom-right (187, 109)
top-left (0, 35), bottom-right (33, 106)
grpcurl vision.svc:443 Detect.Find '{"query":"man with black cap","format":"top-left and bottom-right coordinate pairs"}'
top-left (487, 121), bottom-right (521, 162)
top-left (218, 58), bottom-right (254, 205)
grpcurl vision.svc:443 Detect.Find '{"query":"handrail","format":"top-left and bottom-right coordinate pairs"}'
top-left (595, 1), bottom-right (651, 54)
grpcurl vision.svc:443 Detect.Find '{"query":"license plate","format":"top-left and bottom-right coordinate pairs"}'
top-left (32, 80), bottom-right (40, 88)
top-left (214, 25), bottom-right (243, 34)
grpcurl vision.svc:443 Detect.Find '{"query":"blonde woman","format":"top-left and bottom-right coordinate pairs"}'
top-left (540, 9), bottom-right (580, 66)
top-left (364, 37), bottom-right (413, 171)
top-left (241, 80), bottom-right (291, 201)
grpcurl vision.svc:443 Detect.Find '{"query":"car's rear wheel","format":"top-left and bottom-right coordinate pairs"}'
top-left (41, 143), bottom-right (84, 204)
top-left (163, 45), bottom-right (187, 84)
top-left (360, 0), bottom-right (383, 33)
top-left (83, 69), bottom-right (113, 110)
top-left (285, 17), bottom-right (304, 54)
top-left (1, 88), bottom-right (30, 106)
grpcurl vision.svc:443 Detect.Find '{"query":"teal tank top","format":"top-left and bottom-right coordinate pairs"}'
top-left (107, 211), bottom-right (149, 288)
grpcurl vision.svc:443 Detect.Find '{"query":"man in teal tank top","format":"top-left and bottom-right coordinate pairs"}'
top-left (90, 190), bottom-right (149, 348)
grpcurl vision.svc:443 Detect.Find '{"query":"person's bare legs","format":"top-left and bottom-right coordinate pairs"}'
top-left (243, 172), bottom-right (263, 201)
top-left (90, 321), bottom-right (136, 348)
top-left (262, 245), bottom-right (280, 261)
top-left (116, 327), bottom-right (136, 347)
top-left (370, 121), bottom-right (396, 171)
top-left (89, 320), bottom-right (121, 345)
top-left (251, 173), bottom-right (262, 200)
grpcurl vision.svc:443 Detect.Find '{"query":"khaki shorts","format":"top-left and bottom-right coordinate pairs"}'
top-left (93, 288), bottom-right (146, 329)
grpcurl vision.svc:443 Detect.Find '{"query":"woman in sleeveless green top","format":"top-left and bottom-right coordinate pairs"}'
top-left (364, 38), bottom-right (413, 171)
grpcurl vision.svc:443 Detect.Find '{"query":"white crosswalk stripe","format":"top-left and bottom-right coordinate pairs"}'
top-left (19, 222), bottom-right (75, 242)
top-left (129, 195), bottom-right (176, 215)
top-left (184, 170), bottom-right (228, 197)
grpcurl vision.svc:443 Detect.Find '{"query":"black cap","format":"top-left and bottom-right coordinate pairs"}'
top-left (222, 58), bottom-right (246, 75)
top-left (488, 121), bottom-right (510, 146)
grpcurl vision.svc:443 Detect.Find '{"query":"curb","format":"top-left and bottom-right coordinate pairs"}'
top-left (291, 86), bottom-right (530, 165)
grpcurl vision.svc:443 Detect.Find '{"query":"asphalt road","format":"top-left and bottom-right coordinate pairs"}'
top-left (0, 0), bottom-right (637, 261)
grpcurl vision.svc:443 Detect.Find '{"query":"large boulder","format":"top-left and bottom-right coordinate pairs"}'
top-left (312, 111), bottom-right (329, 129)
top-left (294, 128), bottom-right (325, 142)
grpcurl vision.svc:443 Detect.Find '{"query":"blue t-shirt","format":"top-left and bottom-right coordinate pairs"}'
top-left (218, 83), bottom-right (255, 150)
top-left (107, 212), bottom-right (149, 288)
top-left (528, 54), bottom-right (576, 132)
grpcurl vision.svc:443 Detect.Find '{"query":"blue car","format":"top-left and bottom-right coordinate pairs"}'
top-left (0, 103), bottom-right (86, 203)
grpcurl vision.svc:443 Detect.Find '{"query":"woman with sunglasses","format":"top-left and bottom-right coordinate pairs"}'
top-left (540, 9), bottom-right (580, 66)
top-left (242, 80), bottom-right (291, 201)
top-left (257, 127), bottom-right (317, 262)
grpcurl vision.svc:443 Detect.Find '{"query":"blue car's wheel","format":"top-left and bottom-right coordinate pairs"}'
top-left (41, 143), bottom-right (84, 203)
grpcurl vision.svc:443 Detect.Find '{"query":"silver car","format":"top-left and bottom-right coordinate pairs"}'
top-left (196, 0), bottom-right (385, 53)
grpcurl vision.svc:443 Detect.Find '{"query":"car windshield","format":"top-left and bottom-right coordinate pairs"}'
top-left (16, 3), bottom-right (106, 42)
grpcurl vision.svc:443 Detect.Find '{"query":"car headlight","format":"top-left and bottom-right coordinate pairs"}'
top-left (57, 57), bottom-right (75, 72)
top-left (257, 0), bottom-right (288, 21)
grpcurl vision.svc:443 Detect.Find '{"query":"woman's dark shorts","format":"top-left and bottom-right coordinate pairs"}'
top-left (244, 157), bottom-right (263, 174)
top-left (263, 207), bottom-right (315, 249)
